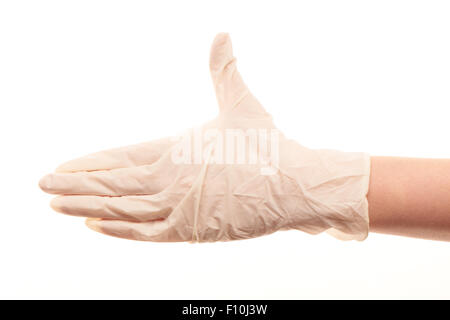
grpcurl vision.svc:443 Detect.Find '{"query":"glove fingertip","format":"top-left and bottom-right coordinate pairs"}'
top-left (210, 32), bottom-right (233, 72)
top-left (85, 218), bottom-right (103, 233)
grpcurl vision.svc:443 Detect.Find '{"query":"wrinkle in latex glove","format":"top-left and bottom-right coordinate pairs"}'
top-left (39, 33), bottom-right (370, 242)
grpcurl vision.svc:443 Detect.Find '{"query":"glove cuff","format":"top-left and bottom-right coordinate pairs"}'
top-left (288, 150), bottom-right (371, 241)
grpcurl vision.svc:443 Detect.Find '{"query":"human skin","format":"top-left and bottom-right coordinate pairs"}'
top-left (368, 156), bottom-right (450, 241)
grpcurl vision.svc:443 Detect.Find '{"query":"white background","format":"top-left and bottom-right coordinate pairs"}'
top-left (1, 0), bottom-right (449, 299)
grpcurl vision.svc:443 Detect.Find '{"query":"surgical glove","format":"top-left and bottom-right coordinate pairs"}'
top-left (39, 33), bottom-right (370, 242)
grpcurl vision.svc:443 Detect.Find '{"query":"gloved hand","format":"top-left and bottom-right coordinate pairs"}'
top-left (39, 33), bottom-right (370, 242)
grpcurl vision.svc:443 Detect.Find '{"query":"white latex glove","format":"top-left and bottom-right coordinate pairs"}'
top-left (39, 33), bottom-right (370, 242)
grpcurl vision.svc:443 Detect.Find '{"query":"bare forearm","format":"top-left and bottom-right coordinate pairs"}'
top-left (368, 156), bottom-right (450, 241)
